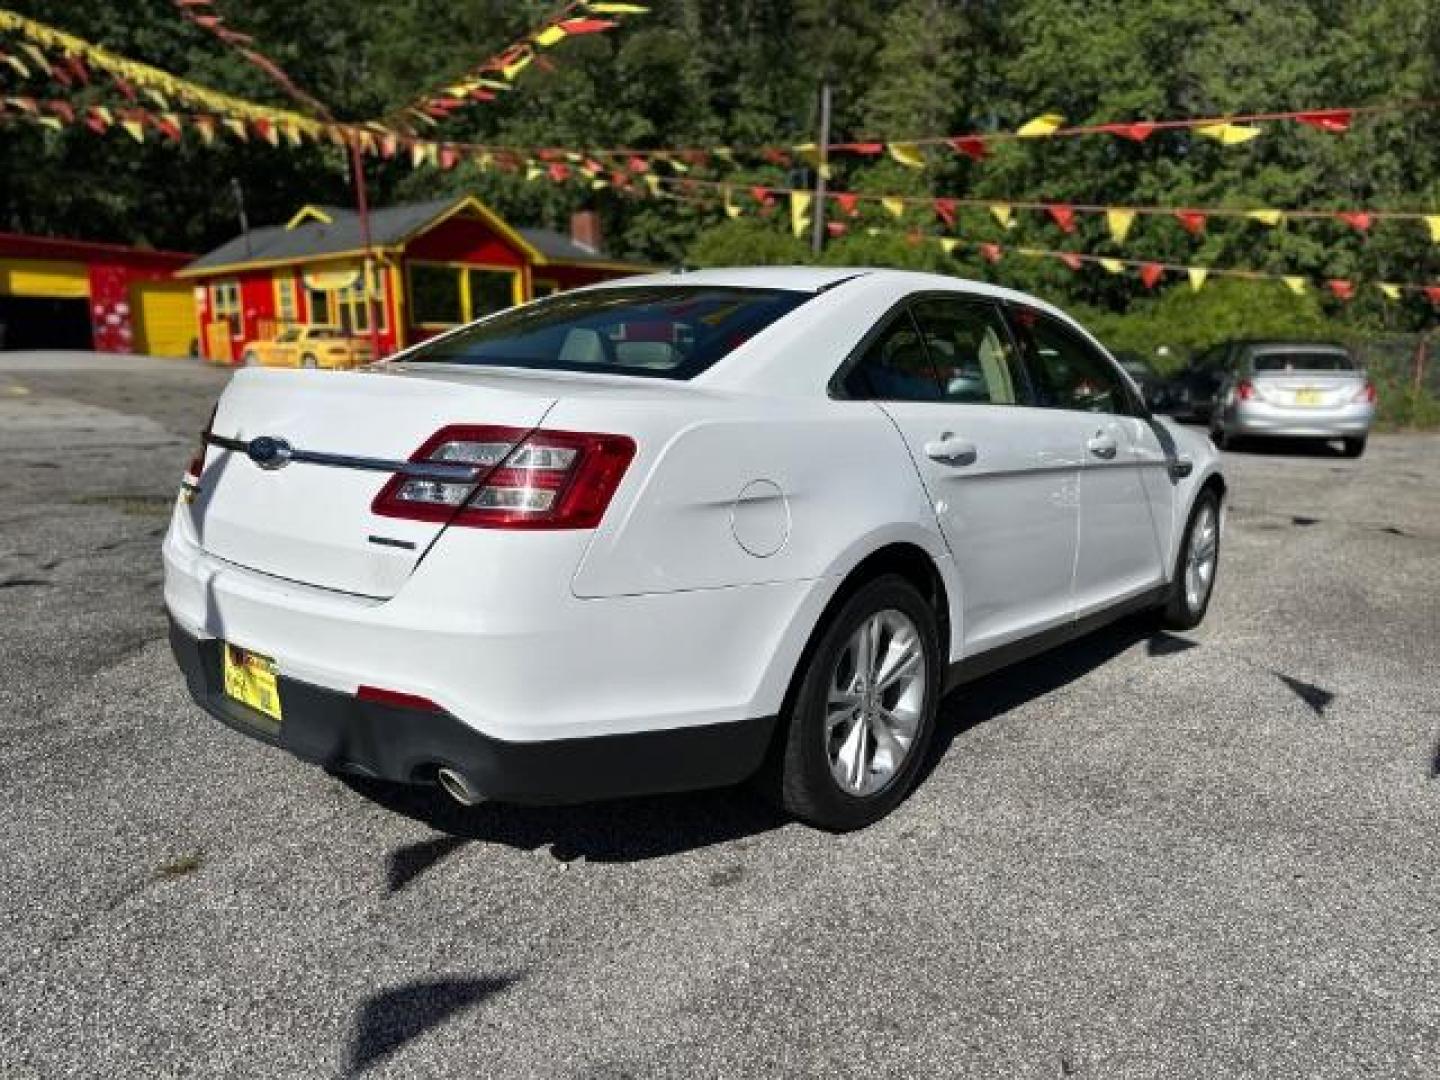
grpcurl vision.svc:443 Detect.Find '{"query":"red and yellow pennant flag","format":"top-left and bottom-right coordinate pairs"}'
top-left (1047, 204), bottom-right (1076, 233)
top-left (1106, 208), bottom-right (1136, 243)
top-left (1140, 263), bottom-right (1165, 289)
top-left (888, 142), bottom-right (926, 168)
top-left (1016, 112), bottom-right (1065, 138)
top-left (1176, 210), bottom-right (1207, 235)
top-left (1195, 121), bottom-right (1261, 145)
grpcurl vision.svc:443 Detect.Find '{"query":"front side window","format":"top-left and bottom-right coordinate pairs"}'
top-left (402, 286), bottom-right (810, 380)
top-left (909, 298), bottom-right (1029, 405)
top-left (1010, 308), bottom-right (1134, 415)
top-left (841, 311), bottom-right (941, 401)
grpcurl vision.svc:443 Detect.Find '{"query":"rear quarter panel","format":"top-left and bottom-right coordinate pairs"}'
top-left (556, 395), bottom-right (949, 599)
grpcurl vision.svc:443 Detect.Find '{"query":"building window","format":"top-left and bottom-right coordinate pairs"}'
top-left (409, 262), bottom-right (520, 326)
top-left (307, 286), bottom-right (332, 326)
top-left (275, 275), bottom-right (298, 324)
top-left (410, 264), bottom-right (463, 325)
top-left (468, 268), bottom-right (518, 318)
top-left (210, 281), bottom-right (241, 333)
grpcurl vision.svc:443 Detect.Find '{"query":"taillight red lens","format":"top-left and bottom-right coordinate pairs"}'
top-left (1353, 380), bottom-right (1376, 404)
top-left (184, 404), bottom-right (218, 482)
top-left (1235, 379), bottom-right (1256, 401)
top-left (371, 424), bottom-right (636, 530)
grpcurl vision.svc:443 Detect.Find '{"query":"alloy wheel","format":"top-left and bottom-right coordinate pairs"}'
top-left (1185, 503), bottom-right (1219, 613)
top-left (824, 609), bottom-right (927, 797)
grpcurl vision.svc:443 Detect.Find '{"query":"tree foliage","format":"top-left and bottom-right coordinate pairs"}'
top-left (0, 0), bottom-right (1435, 337)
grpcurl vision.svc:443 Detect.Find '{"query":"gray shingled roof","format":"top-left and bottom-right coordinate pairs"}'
top-left (182, 196), bottom-right (628, 275)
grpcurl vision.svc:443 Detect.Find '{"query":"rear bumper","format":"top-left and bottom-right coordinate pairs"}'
top-left (168, 618), bottom-right (775, 803)
top-left (1223, 400), bottom-right (1374, 438)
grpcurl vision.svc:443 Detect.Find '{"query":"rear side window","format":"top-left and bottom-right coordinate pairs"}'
top-left (842, 310), bottom-right (942, 401)
top-left (401, 286), bottom-right (810, 380)
top-left (1250, 350), bottom-right (1354, 372)
top-left (1009, 308), bottom-right (1136, 416)
top-left (909, 298), bottom-right (1029, 405)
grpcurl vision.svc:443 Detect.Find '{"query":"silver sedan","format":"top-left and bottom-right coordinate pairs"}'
top-left (1210, 342), bottom-right (1375, 457)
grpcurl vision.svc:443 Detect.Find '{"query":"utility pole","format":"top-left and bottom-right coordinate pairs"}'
top-left (231, 178), bottom-right (251, 258)
top-left (348, 140), bottom-right (383, 362)
top-left (810, 81), bottom-right (832, 257)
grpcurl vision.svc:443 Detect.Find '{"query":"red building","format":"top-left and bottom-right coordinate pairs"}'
top-left (178, 194), bottom-right (648, 363)
top-left (0, 233), bottom-right (196, 356)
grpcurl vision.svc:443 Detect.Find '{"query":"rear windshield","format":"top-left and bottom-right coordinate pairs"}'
top-left (400, 286), bottom-right (811, 380)
top-left (1251, 350), bottom-right (1354, 372)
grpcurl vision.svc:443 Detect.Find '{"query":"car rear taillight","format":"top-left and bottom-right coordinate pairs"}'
top-left (1353, 380), bottom-right (1377, 404)
top-left (1235, 379), bottom-right (1256, 402)
top-left (184, 404), bottom-right (218, 485)
top-left (371, 424), bottom-right (636, 530)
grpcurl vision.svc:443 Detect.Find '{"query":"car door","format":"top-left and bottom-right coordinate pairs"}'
top-left (1007, 306), bottom-right (1166, 617)
top-left (838, 294), bottom-right (1082, 656)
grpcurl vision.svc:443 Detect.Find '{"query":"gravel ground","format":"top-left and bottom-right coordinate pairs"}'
top-left (1, 351), bottom-right (1436, 1079)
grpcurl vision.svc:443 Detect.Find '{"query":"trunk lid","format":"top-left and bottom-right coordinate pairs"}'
top-left (190, 366), bottom-right (558, 597)
top-left (1249, 370), bottom-right (1364, 409)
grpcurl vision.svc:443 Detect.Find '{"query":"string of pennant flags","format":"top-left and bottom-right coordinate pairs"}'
top-left (652, 186), bottom-right (1440, 305)
top-left (168, 0), bottom-right (647, 132)
top-left (1, 6), bottom-right (1436, 308)
top-left (3, 6), bottom-right (1436, 179)
top-left (3, 91), bottom-right (1437, 257)
top-left (374, 1), bottom-right (648, 132)
top-left (652, 176), bottom-right (1440, 245)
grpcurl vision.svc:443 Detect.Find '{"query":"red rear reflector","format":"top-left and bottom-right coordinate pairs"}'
top-left (1353, 380), bottom-right (1376, 403)
top-left (184, 404), bottom-right (219, 484)
top-left (371, 424), bottom-right (636, 530)
top-left (1235, 379), bottom-right (1256, 401)
top-left (357, 685), bottom-right (442, 712)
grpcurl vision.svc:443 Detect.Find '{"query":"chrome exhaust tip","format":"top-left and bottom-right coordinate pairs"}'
top-left (435, 767), bottom-right (485, 807)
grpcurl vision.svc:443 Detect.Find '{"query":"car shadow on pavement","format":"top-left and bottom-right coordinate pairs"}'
top-left (346, 614), bottom-right (1185, 863)
top-left (341, 773), bottom-right (787, 865)
top-left (346, 974), bottom-right (520, 1076)
top-left (1225, 436), bottom-right (1351, 457)
top-left (922, 613), bottom-right (1170, 782)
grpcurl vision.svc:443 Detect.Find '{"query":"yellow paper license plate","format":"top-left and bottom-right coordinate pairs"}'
top-left (222, 644), bottom-right (282, 724)
top-left (1294, 388), bottom-right (1323, 406)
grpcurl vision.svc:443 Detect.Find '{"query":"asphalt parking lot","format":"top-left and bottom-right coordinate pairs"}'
top-left (1, 351), bottom-right (1437, 1079)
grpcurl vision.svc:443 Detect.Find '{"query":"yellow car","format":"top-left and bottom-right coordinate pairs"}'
top-left (240, 326), bottom-right (374, 370)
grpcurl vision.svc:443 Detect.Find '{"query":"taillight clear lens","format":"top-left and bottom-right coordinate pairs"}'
top-left (372, 424), bottom-right (635, 530)
top-left (1353, 381), bottom-right (1377, 404)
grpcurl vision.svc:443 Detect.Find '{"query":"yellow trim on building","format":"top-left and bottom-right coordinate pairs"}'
top-left (0, 258), bottom-right (89, 298)
top-left (285, 205), bottom-right (334, 230)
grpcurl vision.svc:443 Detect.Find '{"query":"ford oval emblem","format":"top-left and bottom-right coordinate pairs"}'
top-left (248, 436), bottom-right (293, 471)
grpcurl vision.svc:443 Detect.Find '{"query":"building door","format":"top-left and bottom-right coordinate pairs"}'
top-left (130, 282), bottom-right (197, 357)
top-left (0, 257), bottom-right (92, 350)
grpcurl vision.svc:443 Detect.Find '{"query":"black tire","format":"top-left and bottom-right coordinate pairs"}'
top-left (770, 574), bottom-right (942, 832)
top-left (1161, 488), bottom-right (1221, 631)
top-left (1210, 424), bottom-right (1229, 451)
top-left (1342, 436), bottom-right (1366, 458)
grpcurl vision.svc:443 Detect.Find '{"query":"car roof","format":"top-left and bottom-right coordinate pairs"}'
top-left (595, 266), bottom-right (1062, 311)
top-left (1231, 339), bottom-right (1349, 352)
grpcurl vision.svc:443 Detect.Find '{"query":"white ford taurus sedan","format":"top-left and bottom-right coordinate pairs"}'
top-left (165, 267), bottom-right (1224, 830)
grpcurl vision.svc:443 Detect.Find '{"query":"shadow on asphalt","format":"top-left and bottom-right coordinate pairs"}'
top-left (922, 613), bottom-right (1173, 783)
top-left (346, 613), bottom-right (1196, 863)
top-left (346, 975), bottom-right (519, 1076)
top-left (343, 773), bottom-right (789, 864)
top-left (1222, 435), bottom-right (1353, 457)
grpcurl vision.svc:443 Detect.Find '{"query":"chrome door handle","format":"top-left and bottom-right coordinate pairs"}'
top-left (924, 434), bottom-right (978, 467)
top-left (1086, 432), bottom-right (1118, 460)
